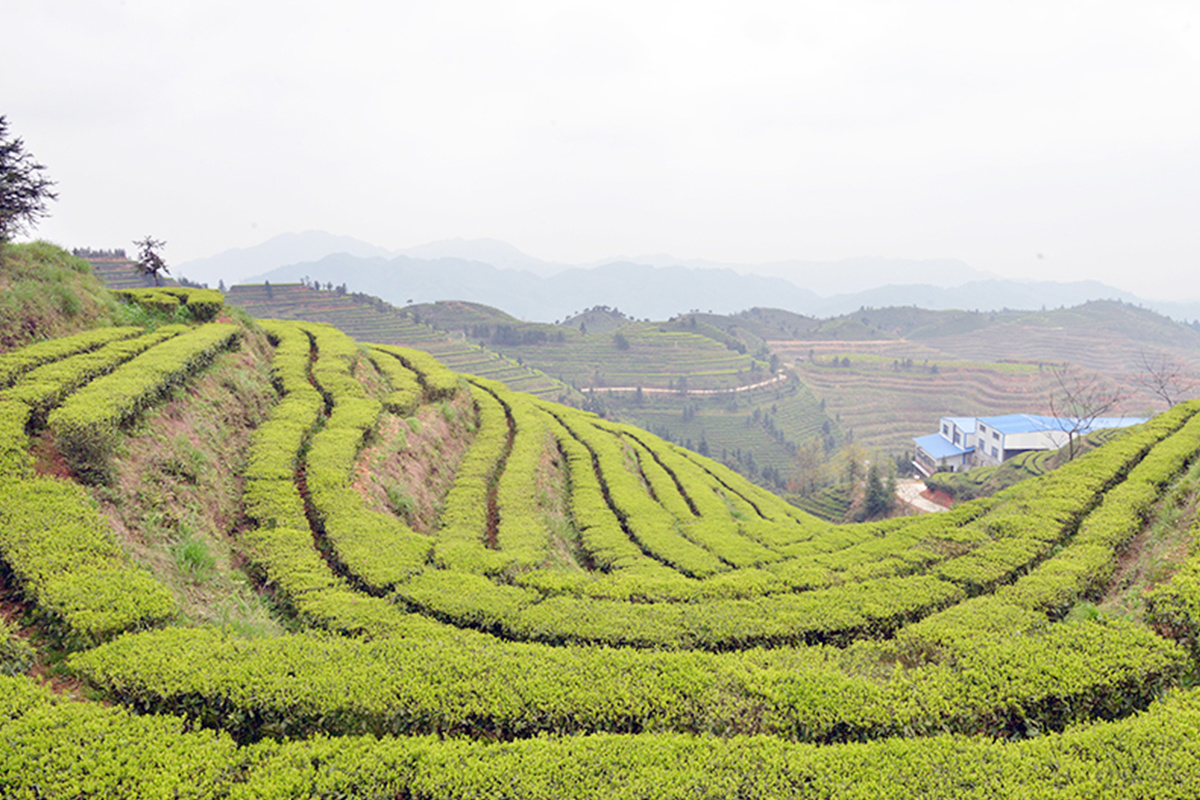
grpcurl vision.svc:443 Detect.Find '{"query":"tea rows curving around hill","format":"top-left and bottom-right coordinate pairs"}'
top-left (5, 247), bottom-right (1200, 796)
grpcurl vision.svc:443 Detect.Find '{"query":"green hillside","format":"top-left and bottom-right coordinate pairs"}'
top-left (0, 242), bottom-right (118, 349)
top-left (5, 245), bottom-right (1200, 795)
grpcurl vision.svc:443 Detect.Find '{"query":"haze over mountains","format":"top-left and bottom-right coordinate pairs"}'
top-left (175, 231), bottom-right (1200, 324)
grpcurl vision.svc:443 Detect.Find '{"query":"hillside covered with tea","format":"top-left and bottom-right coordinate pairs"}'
top-left (3, 245), bottom-right (1200, 797)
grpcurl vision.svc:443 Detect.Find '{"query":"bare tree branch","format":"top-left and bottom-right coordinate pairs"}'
top-left (1131, 350), bottom-right (1199, 409)
top-left (1047, 365), bottom-right (1128, 460)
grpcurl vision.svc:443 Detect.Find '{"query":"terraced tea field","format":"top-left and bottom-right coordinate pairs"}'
top-left (476, 320), bottom-right (769, 392)
top-left (5, 278), bottom-right (1200, 796)
top-left (604, 376), bottom-right (839, 486)
top-left (791, 356), bottom-right (1057, 455)
top-left (223, 284), bottom-right (574, 400)
top-left (81, 256), bottom-right (162, 290)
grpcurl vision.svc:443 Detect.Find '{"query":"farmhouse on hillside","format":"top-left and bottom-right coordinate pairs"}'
top-left (913, 413), bottom-right (1147, 476)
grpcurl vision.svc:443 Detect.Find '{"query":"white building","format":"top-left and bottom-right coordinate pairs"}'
top-left (913, 413), bottom-right (1147, 476)
top-left (913, 416), bottom-right (977, 475)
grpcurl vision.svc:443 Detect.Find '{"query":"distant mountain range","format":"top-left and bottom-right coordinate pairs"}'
top-left (174, 231), bottom-right (1200, 323)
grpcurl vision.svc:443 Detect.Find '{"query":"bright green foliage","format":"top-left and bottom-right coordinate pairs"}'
top-left (301, 324), bottom-right (430, 590)
top-left (0, 477), bottom-right (177, 644)
top-left (612, 423), bottom-right (783, 566)
top-left (9, 316), bottom-right (1200, 794)
top-left (430, 381), bottom-right (512, 574)
top-left (0, 674), bottom-right (240, 798)
top-left (4, 668), bottom-right (1200, 798)
top-left (2, 326), bottom-right (186, 425)
top-left (552, 406), bottom-right (729, 578)
top-left (237, 321), bottom-right (426, 635)
top-left (73, 615), bottom-right (1182, 743)
top-left (370, 342), bottom-right (461, 400)
top-left (113, 286), bottom-right (225, 321)
top-left (0, 398), bottom-right (33, 477)
top-left (0, 329), bottom-right (194, 643)
top-left (368, 346), bottom-right (422, 414)
top-left (0, 325), bottom-right (138, 390)
top-left (492, 383), bottom-right (558, 570)
top-left (1147, 509), bottom-right (1200, 655)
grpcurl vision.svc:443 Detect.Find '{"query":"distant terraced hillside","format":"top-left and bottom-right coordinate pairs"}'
top-left (792, 356), bottom-right (1056, 455)
top-left (412, 301), bottom-right (770, 392)
top-left (765, 301), bottom-right (1200, 456)
top-left (80, 255), bottom-right (164, 290)
top-left (918, 305), bottom-right (1200, 376)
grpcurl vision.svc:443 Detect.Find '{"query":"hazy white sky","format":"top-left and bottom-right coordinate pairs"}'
top-left (4, 1), bottom-right (1199, 298)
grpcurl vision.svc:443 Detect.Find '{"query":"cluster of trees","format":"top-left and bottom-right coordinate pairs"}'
top-left (470, 324), bottom-right (558, 347)
top-left (71, 247), bottom-right (127, 259)
top-left (298, 276), bottom-right (348, 294)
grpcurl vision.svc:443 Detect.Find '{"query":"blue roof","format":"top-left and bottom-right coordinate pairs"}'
top-left (978, 414), bottom-right (1147, 436)
top-left (914, 433), bottom-right (973, 459)
top-left (942, 416), bottom-right (977, 433)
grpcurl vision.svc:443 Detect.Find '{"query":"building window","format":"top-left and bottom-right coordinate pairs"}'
top-left (992, 431), bottom-right (1000, 440)
top-left (991, 446), bottom-right (999, 457)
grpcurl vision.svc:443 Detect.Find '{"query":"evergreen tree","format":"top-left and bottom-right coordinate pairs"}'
top-left (0, 116), bottom-right (57, 243)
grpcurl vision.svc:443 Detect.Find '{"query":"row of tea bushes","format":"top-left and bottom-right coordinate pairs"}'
top-left (387, 401), bottom-right (1199, 648)
top-left (370, 343), bottom-right (461, 401)
top-left (0, 328), bottom-right (232, 643)
top-left (367, 346), bottom-right (422, 415)
top-left (73, 613), bottom-right (1182, 743)
top-left (239, 322), bottom-right (468, 640)
top-left (429, 381), bottom-right (512, 575)
top-left (301, 324), bottom-right (430, 591)
top-left (7, 666), bottom-right (1200, 798)
top-left (3, 326), bottom-right (186, 425)
top-left (113, 287), bottom-right (225, 321)
top-left (0, 325), bottom-right (139, 389)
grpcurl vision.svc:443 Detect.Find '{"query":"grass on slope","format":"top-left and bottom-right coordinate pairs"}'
top-left (0, 242), bottom-right (118, 352)
top-left (75, 327), bottom-right (283, 635)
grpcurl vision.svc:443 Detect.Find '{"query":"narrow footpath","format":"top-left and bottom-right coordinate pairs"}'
top-left (895, 479), bottom-right (950, 513)
top-left (587, 372), bottom-right (788, 396)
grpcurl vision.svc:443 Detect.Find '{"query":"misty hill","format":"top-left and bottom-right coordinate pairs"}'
top-left (606, 254), bottom-right (997, 297)
top-left (817, 279), bottom-right (1144, 317)
top-left (174, 230), bottom-right (392, 287)
top-left (395, 237), bottom-right (564, 276)
top-left (243, 254), bottom-right (824, 322)
top-left (176, 231), bottom-right (1200, 323)
top-left (239, 248), bottom-right (1196, 323)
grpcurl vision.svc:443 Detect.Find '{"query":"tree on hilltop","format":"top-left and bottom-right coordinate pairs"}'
top-left (0, 115), bottom-right (58, 244)
top-left (133, 235), bottom-right (170, 286)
